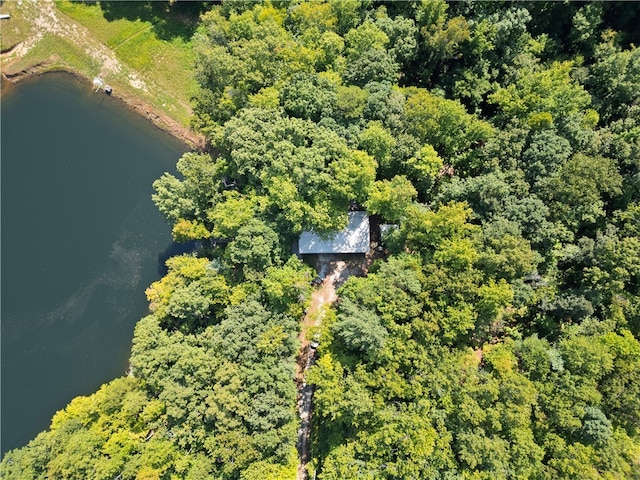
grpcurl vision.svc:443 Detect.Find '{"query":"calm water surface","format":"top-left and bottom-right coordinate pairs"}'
top-left (1, 73), bottom-right (186, 454)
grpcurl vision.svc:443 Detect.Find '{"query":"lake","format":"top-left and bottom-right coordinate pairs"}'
top-left (1, 73), bottom-right (186, 455)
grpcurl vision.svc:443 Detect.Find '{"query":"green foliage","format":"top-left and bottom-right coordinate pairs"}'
top-left (392, 201), bottom-right (479, 256)
top-left (478, 218), bottom-right (540, 282)
top-left (0, 377), bottom-right (188, 480)
top-left (589, 41), bottom-right (640, 121)
top-left (8, 2), bottom-right (640, 479)
top-left (344, 47), bottom-right (399, 86)
top-left (214, 107), bottom-right (375, 234)
top-left (192, 6), bottom-right (304, 126)
top-left (145, 255), bottom-right (229, 329)
top-left (125, 298), bottom-right (300, 478)
top-left (280, 72), bottom-right (337, 121)
top-left (489, 61), bottom-right (593, 131)
top-left (403, 144), bottom-right (444, 197)
top-left (344, 20), bottom-right (389, 58)
top-left (261, 256), bottom-right (312, 318)
top-left (171, 218), bottom-right (211, 242)
top-left (152, 152), bottom-right (222, 223)
top-left (403, 87), bottom-right (494, 163)
top-left (225, 219), bottom-right (282, 279)
top-left (332, 298), bottom-right (388, 361)
top-left (358, 120), bottom-right (396, 168)
top-left (365, 175), bottom-right (417, 223)
top-left (543, 153), bottom-right (623, 232)
top-left (334, 84), bottom-right (368, 120)
top-left (521, 130), bottom-right (573, 188)
top-left (206, 191), bottom-right (264, 239)
top-left (413, 0), bottom-right (471, 83)
top-left (375, 11), bottom-right (418, 66)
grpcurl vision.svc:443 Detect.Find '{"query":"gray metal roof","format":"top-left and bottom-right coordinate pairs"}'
top-left (299, 211), bottom-right (370, 254)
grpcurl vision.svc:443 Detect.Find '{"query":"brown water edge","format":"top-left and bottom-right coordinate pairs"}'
top-left (2, 67), bottom-right (205, 150)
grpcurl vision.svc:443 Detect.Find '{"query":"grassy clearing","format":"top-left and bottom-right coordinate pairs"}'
top-left (56, 1), bottom-right (147, 48)
top-left (7, 32), bottom-right (98, 75)
top-left (0, 1), bottom-right (35, 52)
top-left (56, 0), bottom-right (198, 127)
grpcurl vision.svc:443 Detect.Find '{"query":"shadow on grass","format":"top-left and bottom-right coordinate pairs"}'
top-left (80, 1), bottom-right (211, 42)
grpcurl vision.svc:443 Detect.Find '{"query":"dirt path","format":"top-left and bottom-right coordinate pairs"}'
top-left (296, 257), bottom-right (368, 480)
top-left (296, 262), bottom-right (344, 374)
top-left (296, 263), bottom-right (344, 480)
top-left (1, 0), bottom-right (204, 148)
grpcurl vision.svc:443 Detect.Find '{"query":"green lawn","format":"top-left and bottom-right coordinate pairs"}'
top-left (7, 32), bottom-right (99, 76)
top-left (56, 0), bottom-right (198, 127)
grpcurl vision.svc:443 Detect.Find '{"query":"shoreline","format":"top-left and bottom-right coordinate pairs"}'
top-left (2, 66), bottom-right (206, 151)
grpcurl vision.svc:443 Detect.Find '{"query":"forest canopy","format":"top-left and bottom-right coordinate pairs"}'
top-left (2, 1), bottom-right (640, 479)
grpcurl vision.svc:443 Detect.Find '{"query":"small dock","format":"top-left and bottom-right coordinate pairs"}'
top-left (92, 77), bottom-right (112, 95)
top-left (93, 77), bottom-right (104, 92)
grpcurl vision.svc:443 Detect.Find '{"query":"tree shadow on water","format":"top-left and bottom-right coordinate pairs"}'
top-left (157, 241), bottom-right (199, 277)
top-left (92, 1), bottom-right (210, 42)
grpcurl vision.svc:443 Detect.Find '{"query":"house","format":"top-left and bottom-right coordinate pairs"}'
top-left (298, 211), bottom-right (370, 255)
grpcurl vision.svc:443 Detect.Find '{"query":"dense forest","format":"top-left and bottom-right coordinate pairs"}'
top-left (2, 1), bottom-right (640, 479)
